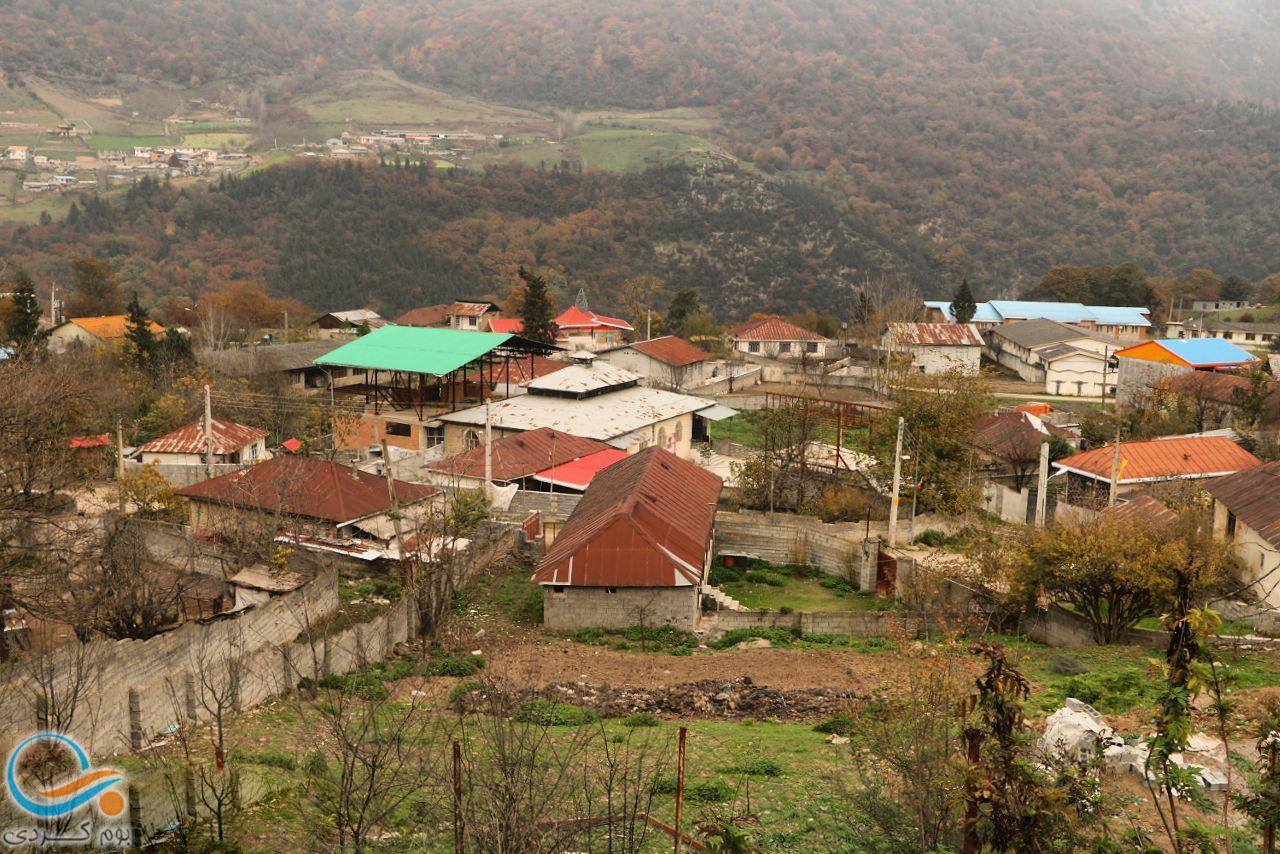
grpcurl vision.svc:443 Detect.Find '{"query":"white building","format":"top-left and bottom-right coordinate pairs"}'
top-left (729, 316), bottom-right (833, 360)
top-left (137, 418), bottom-right (270, 466)
top-left (880, 322), bottom-right (982, 375)
top-left (598, 335), bottom-right (711, 389)
top-left (985, 319), bottom-right (1128, 397)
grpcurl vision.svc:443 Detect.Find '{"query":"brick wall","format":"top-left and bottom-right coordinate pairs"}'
top-left (542, 587), bottom-right (699, 631)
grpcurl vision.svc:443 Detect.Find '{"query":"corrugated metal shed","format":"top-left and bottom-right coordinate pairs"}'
top-left (532, 447), bottom-right (723, 588)
top-left (1205, 461), bottom-right (1280, 549)
top-left (138, 418), bottom-right (268, 455)
top-left (316, 326), bottom-right (514, 375)
top-left (1053, 436), bottom-right (1262, 484)
top-left (886, 322), bottom-right (982, 347)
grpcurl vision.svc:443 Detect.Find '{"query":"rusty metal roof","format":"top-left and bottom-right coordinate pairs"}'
top-left (626, 335), bottom-right (710, 367)
top-left (393, 304), bottom-right (451, 327)
top-left (447, 301), bottom-right (500, 316)
top-left (886, 322), bottom-right (983, 347)
top-left (533, 447), bottom-right (723, 588)
top-left (1053, 436), bottom-right (1262, 484)
top-left (527, 363), bottom-right (640, 395)
top-left (728, 316), bottom-right (827, 342)
top-left (426, 427), bottom-right (611, 482)
top-left (177, 456), bottom-right (437, 525)
top-left (138, 418), bottom-right (269, 455)
top-left (1205, 461), bottom-right (1280, 549)
top-left (1102, 495), bottom-right (1179, 526)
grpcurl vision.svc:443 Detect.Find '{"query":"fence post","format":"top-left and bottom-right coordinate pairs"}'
top-left (128, 688), bottom-right (143, 751)
top-left (452, 740), bottom-right (463, 854)
top-left (184, 673), bottom-right (197, 721)
top-left (674, 726), bottom-right (687, 854)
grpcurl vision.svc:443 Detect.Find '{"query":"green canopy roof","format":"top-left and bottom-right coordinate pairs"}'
top-left (315, 326), bottom-right (516, 375)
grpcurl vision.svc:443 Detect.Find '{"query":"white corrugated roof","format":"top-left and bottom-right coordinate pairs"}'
top-left (440, 386), bottom-right (713, 441)
top-left (527, 363), bottom-right (640, 394)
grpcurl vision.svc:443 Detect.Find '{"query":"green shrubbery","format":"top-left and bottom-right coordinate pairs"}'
top-left (623, 711), bottom-right (661, 727)
top-left (652, 777), bottom-right (733, 802)
top-left (430, 655), bottom-right (485, 677)
top-left (512, 700), bottom-right (599, 726)
top-left (1039, 667), bottom-right (1155, 714)
top-left (721, 758), bottom-right (783, 777)
top-left (567, 625), bottom-right (697, 654)
top-left (812, 713), bottom-right (856, 736)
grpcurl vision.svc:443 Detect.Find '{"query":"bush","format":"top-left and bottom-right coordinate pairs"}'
top-left (813, 484), bottom-right (873, 523)
top-left (448, 679), bottom-right (486, 706)
top-left (231, 749), bottom-right (297, 771)
top-left (622, 625), bottom-right (697, 651)
top-left (513, 700), bottom-right (599, 726)
top-left (722, 758), bottom-right (783, 777)
top-left (812, 713), bottom-right (856, 736)
top-left (708, 564), bottom-right (743, 585)
top-left (913, 529), bottom-right (948, 547)
top-left (652, 777), bottom-right (733, 802)
top-left (317, 672), bottom-right (387, 701)
top-left (1040, 667), bottom-right (1155, 714)
top-left (743, 569), bottom-right (772, 584)
top-left (1046, 654), bottom-right (1088, 676)
top-left (623, 712), bottom-right (660, 727)
top-left (431, 655), bottom-right (485, 678)
top-left (819, 575), bottom-right (854, 594)
top-left (568, 627), bottom-right (609, 645)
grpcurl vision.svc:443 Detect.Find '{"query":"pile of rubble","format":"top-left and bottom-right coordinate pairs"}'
top-left (516, 676), bottom-right (857, 720)
top-left (1040, 698), bottom-right (1229, 791)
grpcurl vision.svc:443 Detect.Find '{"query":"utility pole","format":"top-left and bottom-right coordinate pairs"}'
top-left (483, 396), bottom-right (494, 503)
top-left (116, 418), bottom-right (126, 512)
top-left (887, 416), bottom-right (904, 547)
top-left (1108, 425), bottom-right (1122, 507)
top-left (1100, 347), bottom-right (1109, 409)
top-left (380, 439), bottom-right (406, 558)
top-left (1035, 440), bottom-right (1049, 527)
top-left (203, 384), bottom-right (214, 480)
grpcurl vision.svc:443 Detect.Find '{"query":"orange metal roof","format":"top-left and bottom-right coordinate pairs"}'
top-left (1053, 436), bottom-right (1261, 484)
top-left (628, 335), bottom-right (709, 367)
top-left (532, 449), bottom-right (630, 490)
top-left (532, 447), bottom-right (723, 588)
top-left (488, 317), bottom-right (525, 334)
top-left (138, 418), bottom-right (269, 455)
top-left (554, 305), bottom-right (634, 331)
top-left (68, 315), bottom-right (163, 340)
top-left (729, 316), bottom-right (826, 342)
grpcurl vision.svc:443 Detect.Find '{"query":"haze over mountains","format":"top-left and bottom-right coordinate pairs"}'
top-left (3, 0), bottom-right (1279, 314)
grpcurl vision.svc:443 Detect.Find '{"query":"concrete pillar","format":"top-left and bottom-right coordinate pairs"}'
top-left (184, 673), bottom-right (197, 721)
top-left (859, 537), bottom-right (879, 592)
top-left (128, 688), bottom-right (143, 751)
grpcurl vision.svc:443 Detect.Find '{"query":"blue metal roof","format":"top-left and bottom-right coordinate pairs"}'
top-left (1084, 305), bottom-right (1151, 326)
top-left (1151, 338), bottom-right (1259, 367)
top-left (923, 301), bottom-right (1002, 323)
top-left (926, 299), bottom-right (1152, 327)
top-left (988, 300), bottom-right (1093, 323)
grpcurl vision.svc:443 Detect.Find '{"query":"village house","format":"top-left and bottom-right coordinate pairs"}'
top-left (196, 339), bottom-right (357, 392)
top-left (1052, 435), bottom-right (1262, 504)
top-left (1179, 319), bottom-right (1280, 349)
top-left (553, 305), bottom-right (634, 351)
top-left (47, 314), bottom-right (165, 354)
top-left (176, 455), bottom-right (439, 543)
top-left (309, 309), bottom-right (387, 338)
top-left (445, 301), bottom-right (503, 332)
top-left (532, 446), bottom-right (723, 631)
top-left (393, 304), bottom-right (452, 328)
top-left (137, 418), bottom-right (270, 467)
top-left (923, 300), bottom-right (1151, 338)
top-left (1151, 371), bottom-right (1280, 428)
top-left (1192, 299), bottom-right (1253, 313)
top-left (423, 427), bottom-right (622, 492)
top-left (880, 322), bottom-right (983, 376)
top-left (598, 335), bottom-right (711, 389)
top-left (1114, 338), bottom-right (1260, 408)
top-left (435, 363), bottom-right (733, 458)
top-left (729, 316), bottom-right (833, 360)
top-left (974, 409), bottom-right (1079, 487)
top-left (1206, 462), bottom-right (1280, 610)
top-left (4, 145), bottom-right (30, 162)
top-left (985, 318), bottom-right (1128, 397)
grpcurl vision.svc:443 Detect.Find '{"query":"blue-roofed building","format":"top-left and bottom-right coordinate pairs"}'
top-left (1114, 337), bottom-right (1261, 408)
top-left (923, 300), bottom-right (1150, 338)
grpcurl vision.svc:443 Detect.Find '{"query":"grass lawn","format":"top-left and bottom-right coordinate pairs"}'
top-left (575, 126), bottom-right (719, 172)
top-left (710, 411), bottom-right (875, 453)
top-left (85, 134), bottom-right (169, 150)
top-left (182, 131), bottom-right (253, 150)
top-left (298, 68), bottom-right (548, 128)
top-left (720, 576), bottom-right (879, 612)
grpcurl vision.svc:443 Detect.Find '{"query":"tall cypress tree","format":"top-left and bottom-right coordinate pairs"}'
top-left (124, 291), bottom-right (158, 369)
top-left (5, 269), bottom-right (47, 351)
top-left (951, 278), bottom-right (978, 324)
top-left (517, 267), bottom-right (559, 345)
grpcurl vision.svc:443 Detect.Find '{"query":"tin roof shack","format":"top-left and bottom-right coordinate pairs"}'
top-left (1052, 435), bottom-right (1262, 505)
top-left (436, 363), bottom-right (734, 458)
top-left (423, 427), bottom-right (618, 492)
top-left (138, 418), bottom-right (270, 466)
top-left (1115, 338), bottom-right (1260, 409)
top-left (880, 322), bottom-right (982, 376)
top-left (532, 447), bottom-right (723, 631)
top-left (598, 335), bottom-right (711, 390)
top-left (176, 455), bottom-right (439, 550)
top-left (47, 314), bottom-right (165, 354)
top-left (1206, 462), bottom-right (1280, 611)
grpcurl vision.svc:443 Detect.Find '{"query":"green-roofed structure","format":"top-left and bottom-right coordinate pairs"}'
top-left (316, 325), bottom-right (556, 419)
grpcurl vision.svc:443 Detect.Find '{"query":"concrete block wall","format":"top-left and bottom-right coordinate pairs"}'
top-left (714, 511), bottom-right (864, 578)
top-left (711, 608), bottom-right (936, 638)
top-left (542, 587), bottom-right (699, 631)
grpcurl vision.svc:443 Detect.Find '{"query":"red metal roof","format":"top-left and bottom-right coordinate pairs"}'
top-left (138, 418), bottom-right (269, 455)
top-left (728, 316), bottom-right (826, 342)
top-left (628, 335), bottom-right (709, 367)
top-left (532, 447), bottom-right (723, 588)
top-left (280, 438), bottom-right (303, 453)
top-left (488, 317), bottom-right (525, 334)
top-left (177, 456), bottom-right (437, 524)
top-left (69, 433), bottom-right (112, 449)
top-left (1205, 461), bottom-right (1280, 549)
top-left (1053, 436), bottom-right (1261, 484)
top-left (532, 449), bottom-right (630, 490)
top-left (886, 322), bottom-right (983, 347)
top-left (554, 305), bottom-right (634, 332)
top-left (427, 427), bottom-right (612, 482)
top-left (393, 304), bottom-right (451, 327)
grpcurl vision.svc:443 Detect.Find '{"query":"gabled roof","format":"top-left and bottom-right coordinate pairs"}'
top-left (316, 326), bottom-right (518, 375)
top-left (62, 315), bottom-right (163, 340)
top-left (532, 449), bottom-right (631, 491)
top-left (532, 447), bottom-right (723, 588)
top-left (488, 318), bottom-right (525, 335)
top-left (1053, 436), bottom-right (1261, 484)
top-left (1199, 320), bottom-right (1280, 335)
top-left (1204, 461), bottom-right (1280, 548)
top-left (1102, 495), bottom-right (1179, 526)
top-left (1158, 371), bottom-right (1279, 415)
top-left (313, 309), bottom-right (384, 326)
top-left (988, 318), bottom-right (1125, 350)
top-left (447, 301), bottom-right (501, 316)
top-left (527, 363), bottom-right (640, 396)
top-left (393, 305), bottom-right (451, 327)
top-left (426, 427), bottom-right (612, 482)
top-left (926, 301), bottom-right (1150, 327)
top-left (924, 301), bottom-right (1004, 324)
top-left (554, 305), bottom-right (633, 332)
top-left (729, 316), bottom-right (827, 342)
top-left (625, 336), bottom-right (709, 367)
top-left (1116, 338), bottom-right (1260, 368)
top-left (177, 456), bottom-right (436, 525)
top-left (973, 411), bottom-right (1073, 460)
top-left (138, 418), bottom-right (269, 456)
top-left (885, 322), bottom-right (982, 347)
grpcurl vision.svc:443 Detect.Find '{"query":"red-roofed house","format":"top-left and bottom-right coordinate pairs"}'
top-left (729, 316), bottom-right (832, 360)
top-left (138, 419), bottom-right (270, 466)
top-left (1053, 435), bottom-right (1262, 502)
top-left (393, 304), bottom-right (451, 328)
top-left (554, 305), bottom-right (634, 351)
top-left (424, 427), bottom-right (614, 491)
top-left (881, 322), bottom-right (983, 376)
top-left (488, 317), bottom-right (525, 335)
top-left (532, 446), bottom-right (723, 630)
top-left (600, 335), bottom-right (711, 389)
top-left (446, 301), bottom-right (503, 331)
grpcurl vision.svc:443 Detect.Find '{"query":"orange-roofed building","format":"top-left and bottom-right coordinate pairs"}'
top-left (729, 315), bottom-right (833, 360)
top-left (138, 418), bottom-right (270, 467)
top-left (48, 314), bottom-right (165, 354)
top-left (599, 335), bottom-right (711, 390)
top-left (1053, 435), bottom-right (1262, 502)
top-left (554, 305), bottom-right (633, 352)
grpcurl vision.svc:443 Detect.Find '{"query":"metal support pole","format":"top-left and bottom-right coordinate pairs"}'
top-left (116, 418), bottom-right (126, 512)
top-left (203, 384), bottom-right (214, 480)
top-left (452, 740), bottom-right (463, 854)
top-left (674, 726), bottom-right (687, 854)
top-left (483, 398), bottom-right (493, 504)
top-left (887, 416), bottom-right (904, 548)
top-left (1035, 440), bottom-right (1050, 528)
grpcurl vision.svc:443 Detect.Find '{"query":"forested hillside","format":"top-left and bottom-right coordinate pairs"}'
top-left (2, 161), bottom-right (928, 318)
top-left (3, 0), bottom-right (1280, 293)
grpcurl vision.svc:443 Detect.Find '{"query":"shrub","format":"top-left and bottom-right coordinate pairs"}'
top-left (1040, 667), bottom-right (1155, 714)
top-left (623, 625), bottom-right (697, 651)
top-left (743, 569), bottom-right (772, 584)
top-left (623, 712), bottom-right (660, 727)
top-left (762, 573), bottom-right (786, 587)
top-left (448, 679), bottom-right (486, 706)
top-left (431, 655), bottom-right (484, 678)
top-left (513, 700), bottom-right (599, 726)
top-left (231, 749), bottom-right (297, 771)
top-left (708, 564), bottom-right (743, 585)
top-left (813, 713), bottom-right (856, 736)
top-left (722, 758), bottom-right (783, 777)
top-left (1046, 654), bottom-right (1087, 676)
top-left (913, 529), bottom-right (948, 547)
top-left (778, 606), bottom-right (794, 615)
top-left (819, 575), bottom-right (854, 594)
top-left (569, 627), bottom-right (608, 645)
top-left (652, 777), bottom-right (733, 803)
top-left (317, 672), bottom-right (387, 701)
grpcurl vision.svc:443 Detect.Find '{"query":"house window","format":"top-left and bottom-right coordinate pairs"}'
top-left (424, 425), bottom-right (444, 447)
top-left (1227, 511), bottom-right (1237, 537)
top-left (1076, 381), bottom-right (1083, 395)
top-left (674, 421), bottom-right (683, 442)
top-left (385, 421), bottom-right (411, 437)
top-left (463, 429), bottom-right (482, 450)
top-left (605, 587), bottom-right (617, 594)
top-left (748, 342), bottom-right (760, 353)
top-left (806, 342), bottom-right (818, 353)
top-left (779, 342), bottom-right (790, 352)
top-left (552, 585), bottom-right (566, 595)
top-left (250, 443), bottom-right (259, 460)
top-left (1246, 333), bottom-right (1256, 341)
top-left (467, 316), bottom-right (477, 327)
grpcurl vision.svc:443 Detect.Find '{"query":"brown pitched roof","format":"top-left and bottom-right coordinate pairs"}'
top-left (532, 447), bottom-right (723, 588)
top-left (1053, 437), bottom-right (1262, 484)
top-left (427, 427), bottom-right (612, 482)
top-left (886, 322), bottom-right (983, 347)
top-left (1205, 461), bottom-right (1280, 548)
top-left (1102, 495), bottom-right (1179, 526)
top-left (394, 304), bottom-right (451, 327)
top-left (138, 418), bottom-right (269, 455)
top-left (447, 301), bottom-right (500, 316)
top-left (973, 411), bottom-right (1072, 460)
top-left (627, 335), bottom-right (709, 367)
top-left (728, 316), bottom-right (826, 342)
top-left (177, 456), bottom-right (436, 525)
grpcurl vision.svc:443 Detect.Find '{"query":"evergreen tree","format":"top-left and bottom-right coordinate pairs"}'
top-left (1220, 274), bottom-right (1253, 303)
top-left (4, 269), bottom-right (48, 350)
top-left (665, 288), bottom-right (702, 336)
top-left (124, 291), bottom-right (157, 369)
top-left (951, 278), bottom-right (978, 324)
top-left (66, 256), bottom-right (124, 317)
top-left (852, 289), bottom-right (873, 328)
top-left (517, 267), bottom-right (559, 345)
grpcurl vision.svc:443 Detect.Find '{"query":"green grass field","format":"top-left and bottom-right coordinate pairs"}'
top-left (575, 126), bottom-right (719, 171)
top-left (181, 132), bottom-right (253, 150)
top-left (85, 134), bottom-right (169, 151)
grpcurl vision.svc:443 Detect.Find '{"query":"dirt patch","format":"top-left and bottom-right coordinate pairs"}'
top-left (532, 676), bottom-right (856, 721)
